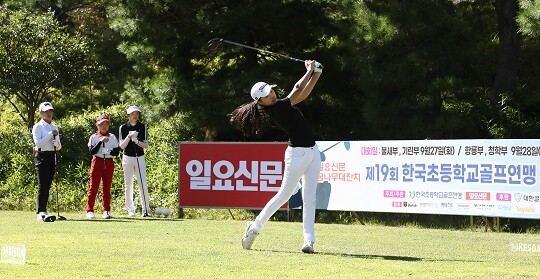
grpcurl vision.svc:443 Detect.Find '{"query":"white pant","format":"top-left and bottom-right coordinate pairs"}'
top-left (254, 144), bottom-right (321, 243)
top-left (122, 155), bottom-right (150, 215)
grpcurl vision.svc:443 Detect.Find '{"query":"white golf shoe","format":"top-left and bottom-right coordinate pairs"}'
top-left (102, 211), bottom-right (112, 219)
top-left (301, 241), bottom-right (315, 254)
top-left (37, 212), bottom-right (46, 221)
top-left (86, 211), bottom-right (95, 219)
top-left (37, 212), bottom-right (56, 222)
top-left (127, 212), bottom-right (136, 217)
top-left (241, 221), bottom-right (258, 250)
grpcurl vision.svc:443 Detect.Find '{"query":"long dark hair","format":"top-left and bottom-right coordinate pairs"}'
top-left (229, 101), bottom-right (272, 138)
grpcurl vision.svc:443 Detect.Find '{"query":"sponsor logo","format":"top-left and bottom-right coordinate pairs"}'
top-left (440, 202), bottom-right (453, 208)
top-left (497, 205), bottom-right (512, 211)
top-left (514, 193), bottom-right (522, 202)
top-left (457, 203), bottom-right (470, 209)
top-left (466, 192), bottom-right (490, 201)
top-left (516, 207), bottom-right (536, 213)
top-left (419, 202), bottom-right (438, 208)
top-left (521, 194), bottom-right (540, 203)
top-left (403, 202), bottom-right (417, 208)
top-left (392, 201), bottom-right (403, 207)
top-left (474, 203), bottom-right (494, 210)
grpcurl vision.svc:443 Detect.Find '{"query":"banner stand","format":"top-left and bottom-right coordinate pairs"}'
top-left (352, 212), bottom-right (366, 225)
top-left (228, 209), bottom-right (235, 220)
top-left (470, 216), bottom-right (501, 232)
top-left (287, 209), bottom-right (291, 222)
top-left (177, 206), bottom-right (184, 219)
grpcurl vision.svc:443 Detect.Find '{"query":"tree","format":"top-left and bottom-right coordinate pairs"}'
top-left (0, 0), bottom-right (132, 111)
top-left (0, 8), bottom-right (94, 129)
top-left (347, 1), bottom-right (502, 139)
top-left (493, 0), bottom-right (520, 103)
top-left (107, 0), bottom-right (347, 141)
top-left (517, 0), bottom-right (540, 38)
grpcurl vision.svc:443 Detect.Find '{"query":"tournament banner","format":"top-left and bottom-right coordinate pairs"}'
top-left (304, 139), bottom-right (540, 219)
top-left (178, 142), bottom-right (288, 209)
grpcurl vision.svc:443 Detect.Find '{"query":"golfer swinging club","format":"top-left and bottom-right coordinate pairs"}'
top-left (119, 105), bottom-right (151, 217)
top-left (32, 101), bottom-right (62, 222)
top-left (230, 60), bottom-right (323, 253)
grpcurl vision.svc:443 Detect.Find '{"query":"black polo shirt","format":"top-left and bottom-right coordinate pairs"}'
top-left (119, 122), bottom-right (147, 156)
top-left (263, 98), bottom-right (315, 147)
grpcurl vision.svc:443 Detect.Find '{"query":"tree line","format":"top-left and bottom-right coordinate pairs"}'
top-left (0, 0), bottom-right (539, 229)
top-left (1, 0), bottom-right (539, 139)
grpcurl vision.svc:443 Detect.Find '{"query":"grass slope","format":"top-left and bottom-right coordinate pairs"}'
top-left (0, 211), bottom-right (539, 278)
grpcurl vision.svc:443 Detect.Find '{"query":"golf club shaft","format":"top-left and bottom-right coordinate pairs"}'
top-left (54, 145), bottom-right (58, 217)
top-left (134, 131), bottom-right (149, 216)
top-left (54, 145), bottom-right (65, 219)
top-left (321, 141), bottom-right (342, 153)
top-left (136, 155), bottom-right (149, 216)
top-left (217, 38), bottom-right (306, 63)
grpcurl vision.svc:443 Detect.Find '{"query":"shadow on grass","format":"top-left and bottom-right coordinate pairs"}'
top-left (258, 249), bottom-right (485, 263)
top-left (256, 248), bottom-right (422, 261)
top-left (318, 252), bottom-right (423, 261)
top-left (64, 217), bottom-right (184, 222)
top-left (319, 252), bottom-right (483, 262)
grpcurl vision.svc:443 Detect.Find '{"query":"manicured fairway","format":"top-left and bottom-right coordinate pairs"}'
top-left (1, 211), bottom-right (539, 278)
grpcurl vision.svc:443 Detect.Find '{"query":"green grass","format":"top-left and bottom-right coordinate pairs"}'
top-left (1, 211), bottom-right (539, 279)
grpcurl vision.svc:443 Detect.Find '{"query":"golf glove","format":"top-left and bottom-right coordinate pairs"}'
top-left (52, 139), bottom-right (60, 148)
top-left (129, 130), bottom-right (138, 138)
top-left (132, 138), bottom-right (140, 145)
top-left (102, 148), bottom-right (111, 155)
top-left (314, 61), bottom-right (323, 73)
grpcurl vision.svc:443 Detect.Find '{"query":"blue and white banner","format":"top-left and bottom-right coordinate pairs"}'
top-left (289, 139), bottom-right (540, 219)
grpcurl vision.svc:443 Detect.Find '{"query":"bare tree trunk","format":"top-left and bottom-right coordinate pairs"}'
top-left (27, 108), bottom-right (36, 131)
top-left (4, 96), bottom-right (29, 128)
top-left (204, 126), bottom-right (217, 141)
top-left (492, 0), bottom-right (520, 104)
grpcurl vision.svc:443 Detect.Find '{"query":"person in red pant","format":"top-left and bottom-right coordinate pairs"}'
top-left (85, 114), bottom-right (121, 219)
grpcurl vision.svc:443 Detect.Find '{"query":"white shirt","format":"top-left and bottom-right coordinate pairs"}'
top-left (88, 133), bottom-right (119, 159)
top-left (32, 119), bottom-right (61, 151)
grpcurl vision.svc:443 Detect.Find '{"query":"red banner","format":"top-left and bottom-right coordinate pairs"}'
top-left (178, 142), bottom-right (288, 209)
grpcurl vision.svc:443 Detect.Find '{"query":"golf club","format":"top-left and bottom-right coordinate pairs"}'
top-left (53, 145), bottom-right (66, 221)
top-left (136, 155), bottom-right (150, 217)
top-left (207, 38), bottom-right (323, 68)
top-left (102, 149), bottom-right (108, 219)
top-left (133, 129), bottom-right (150, 217)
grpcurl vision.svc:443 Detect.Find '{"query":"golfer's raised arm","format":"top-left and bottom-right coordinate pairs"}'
top-left (288, 60), bottom-right (322, 105)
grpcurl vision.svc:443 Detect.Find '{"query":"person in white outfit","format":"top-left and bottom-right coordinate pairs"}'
top-left (229, 60), bottom-right (323, 253)
top-left (119, 105), bottom-right (151, 217)
top-left (32, 101), bottom-right (62, 222)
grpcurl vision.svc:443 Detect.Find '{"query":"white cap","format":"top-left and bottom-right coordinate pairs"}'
top-left (126, 105), bottom-right (141, 114)
top-left (250, 82), bottom-right (276, 101)
top-left (39, 102), bottom-right (54, 112)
